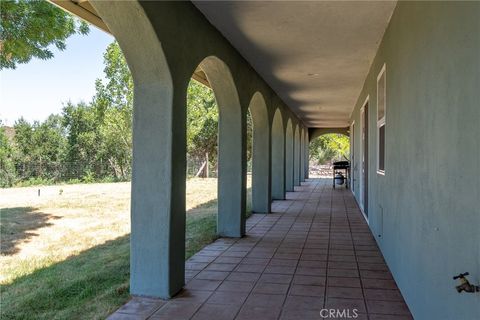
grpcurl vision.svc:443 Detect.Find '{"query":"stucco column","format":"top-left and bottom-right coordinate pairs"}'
top-left (305, 130), bottom-right (310, 179)
top-left (218, 110), bottom-right (247, 236)
top-left (250, 93), bottom-right (271, 213)
top-left (293, 126), bottom-right (301, 186)
top-left (90, 1), bottom-right (185, 299)
top-left (285, 120), bottom-right (294, 192)
top-left (201, 58), bottom-right (247, 238)
top-left (300, 127), bottom-right (305, 183)
top-left (271, 110), bottom-right (285, 199)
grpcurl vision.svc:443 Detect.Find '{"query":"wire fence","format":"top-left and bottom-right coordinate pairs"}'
top-left (1, 154), bottom-right (254, 187)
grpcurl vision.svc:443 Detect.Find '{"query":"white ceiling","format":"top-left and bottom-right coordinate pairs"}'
top-left (194, 1), bottom-right (397, 127)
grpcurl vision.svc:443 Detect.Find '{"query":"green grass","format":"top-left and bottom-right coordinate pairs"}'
top-left (0, 180), bottom-right (252, 320)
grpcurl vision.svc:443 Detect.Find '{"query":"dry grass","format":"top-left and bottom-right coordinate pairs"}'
top-left (0, 177), bottom-right (251, 319)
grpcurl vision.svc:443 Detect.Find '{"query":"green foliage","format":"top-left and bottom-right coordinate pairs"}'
top-left (309, 134), bottom-right (350, 165)
top-left (0, 0), bottom-right (89, 69)
top-left (0, 123), bottom-right (16, 187)
top-left (187, 80), bottom-right (218, 163)
top-left (13, 115), bottom-right (66, 181)
top-left (2, 37), bottom-right (249, 186)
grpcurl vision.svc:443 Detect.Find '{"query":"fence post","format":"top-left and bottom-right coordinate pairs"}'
top-left (206, 152), bottom-right (209, 178)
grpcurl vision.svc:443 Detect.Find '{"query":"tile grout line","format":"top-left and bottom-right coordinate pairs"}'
top-left (343, 189), bottom-right (370, 320)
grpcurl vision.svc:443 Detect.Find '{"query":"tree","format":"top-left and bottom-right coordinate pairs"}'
top-left (0, 0), bottom-right (89, 69)
top-left (93, 42), bottom-right (133, 180)
top-left (186, 79), bottom-right (219, 163)
top-left (0, 122), bottom-right (16, 187)
top-left (309, 134), bottom-right (350, 165)
top-left (61, 102), bottom-right (100, 179)
top-left (12, 115), bottom-right (66, 180)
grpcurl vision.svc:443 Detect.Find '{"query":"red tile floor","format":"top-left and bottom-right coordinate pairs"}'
top-left (108, 178), bottom-right (413, 320)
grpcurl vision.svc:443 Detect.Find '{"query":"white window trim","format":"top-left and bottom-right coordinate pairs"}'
top-left (360, 96), bottom-right (369, 224)
top-left (376, 64), bottom-right (386, 176)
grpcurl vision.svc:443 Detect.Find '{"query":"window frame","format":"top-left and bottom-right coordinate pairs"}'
top-left (376, 64), bottom-right (386, 175)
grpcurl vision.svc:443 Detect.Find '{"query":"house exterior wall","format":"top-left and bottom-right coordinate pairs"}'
top-left (350, 2), bottom-right (480, 319)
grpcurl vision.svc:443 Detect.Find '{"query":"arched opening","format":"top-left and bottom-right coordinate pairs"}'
top-left (185, 78), bottom-right (219, 258)
top-left (308, 133), bottom-right (350, 177)
top-left (285, 119), bottom-right (294, 192)
top-left (271, 108), bottom-right (285, 200)
top-left (248, 92), bottom-right (270, 213)
top-left (196, 56), bottom-right (245, 238)
top-left (293, 125), bottom-right (301, 186)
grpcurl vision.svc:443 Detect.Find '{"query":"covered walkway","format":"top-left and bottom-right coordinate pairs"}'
top-left (109, 178), bottom-right (412, 320)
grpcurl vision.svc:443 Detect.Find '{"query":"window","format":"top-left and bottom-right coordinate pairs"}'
top-left (377, 64), bottom-right (386, 174)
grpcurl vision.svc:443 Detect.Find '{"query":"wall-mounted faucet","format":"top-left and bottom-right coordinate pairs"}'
top-left (453, 272), bottom-right (479, 293)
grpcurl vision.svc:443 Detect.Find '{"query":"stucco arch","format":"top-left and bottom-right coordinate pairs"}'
top-left (90, 0), bottom-right (180, 299)
top-left (309, 127), bottom-right (349, 141)
top-left (293, 125), bottom-right (301, 186)
top-left (248, 92), bottom-right (271, 212)
top-left (304, 129), bottom-right (310, 179)
top-left (285, 119), bottom-right (295, 192)
top-left (299, 126), bottom-right (305, 182)
top-left (271, 108), bottom-right (285, 200)
top-left (197, 56), bottom-right (246, 237)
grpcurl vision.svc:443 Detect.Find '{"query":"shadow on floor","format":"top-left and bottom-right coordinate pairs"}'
top-left (0, 206), bottom-right (61, 255)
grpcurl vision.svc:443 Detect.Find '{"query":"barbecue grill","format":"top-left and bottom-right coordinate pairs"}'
top-left (333, 160), bottom-right (350, 189)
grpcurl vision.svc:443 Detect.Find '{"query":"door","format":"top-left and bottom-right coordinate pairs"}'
top-left (361, 103), bottom-right (369, 217)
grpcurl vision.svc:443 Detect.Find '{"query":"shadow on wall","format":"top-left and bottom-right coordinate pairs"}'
top-left (0, 207), bottom-right (61, 255)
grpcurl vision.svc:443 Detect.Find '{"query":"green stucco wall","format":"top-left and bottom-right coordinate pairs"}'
top-left (350, 2), bottom-right (480, 319)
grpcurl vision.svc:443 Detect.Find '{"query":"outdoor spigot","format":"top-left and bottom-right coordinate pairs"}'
top-left (453, 272), bottom-right (480, 293)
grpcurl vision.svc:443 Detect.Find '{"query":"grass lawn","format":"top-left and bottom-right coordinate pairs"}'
top-left (0, 177), bottom-right (252, 320)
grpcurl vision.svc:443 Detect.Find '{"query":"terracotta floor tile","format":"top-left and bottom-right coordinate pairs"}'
top-left (217, 280), bottom-right (255, 293)
top-left (327, 268), bottom-right (359, 278)
top-left (115, 297), bottom-right (164, 317)
top-left (366, 300), bottom-right (411, 315)
top-left (191, 303), bottom-right (240, 320)
top-left (327, 286), bottom-right (364, 299)
top-left (268, 258), bottom-right (298, 267)
top-left (107, 179), bottom-right (413, 320)
top-left (173, 290), bottom-right (213, 303)
top-left (150, 301), bottom-right (201, 320)
top-left (364, 288), bottom-right (404, 301)
top-left (253, 282), bottom-right (290, 295)
top-left (360, 270), bottom-right (393, 280)
top-left (327, 276), bottom-right (361, 288)
top-left (264, 265), bottom-right (296, 274)
top-left (295, 267), bottom-right (326, 276)
top-left (206, 263), bottom-right (238, 272)
top-left (258, 273), bottom-right (293, 284)
top-left (207, 291), bottom-right (249, 306)
top-left (362, 278), bottom-right (398, 290)
top-left (289, 284), bottom-right (325, 297)
top-left (235, 306), bottom-right (281, 320)
top-left (195, 270), bottom-right (230, 281)
top-left (227, 271), bottom-right (261, 282)
top-left (244, 293), bottom-right (286, 308)
top-left (235, 263), bottom-right (266, 273)
top-left (279, 308), bottom-right (324, 320)
top-left (292, 275), bottom-right (326, 286)
top-left (185, 279), bottom-right (222, 291)
top-left (283, 295), bottom-right (324, 310)
top-left (325, 297), bottom-right (367, 314)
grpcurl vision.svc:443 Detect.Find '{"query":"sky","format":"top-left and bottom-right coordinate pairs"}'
top-left (0, 26), bottom-right (114, 126)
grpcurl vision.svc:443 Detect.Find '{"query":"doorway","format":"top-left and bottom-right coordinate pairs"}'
top-left (361, 100), bottom-right (369, 218)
